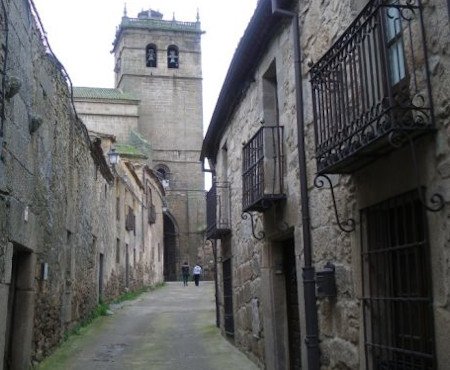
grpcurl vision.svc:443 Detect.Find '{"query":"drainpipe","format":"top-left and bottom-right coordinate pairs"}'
top-left (270, 1), bottom-right (320, 369)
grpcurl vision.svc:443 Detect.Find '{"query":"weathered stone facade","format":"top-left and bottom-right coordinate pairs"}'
top-left (112, 10), bottom-right (207, 280)
top-left (202, 0), bottom-right (450, 369)
top-left (0, 1), bottom-right (165, 368)
top-left (73, 9), bottom-right (209, 281)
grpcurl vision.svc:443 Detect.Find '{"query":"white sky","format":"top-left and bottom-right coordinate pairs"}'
top-left (33, 0), bottom-right (258, 132)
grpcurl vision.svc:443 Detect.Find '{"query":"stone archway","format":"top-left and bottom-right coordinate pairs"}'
top-left (163, 213), bottom-right (178, 281)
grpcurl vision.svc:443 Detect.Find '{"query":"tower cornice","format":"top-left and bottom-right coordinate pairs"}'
top-left (113, 16), bottom-right (204, 52)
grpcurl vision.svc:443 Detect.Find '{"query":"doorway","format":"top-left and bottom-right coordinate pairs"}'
top-left (98, 253), bottom-right (104, 302)
top-left (223, 258), bottom-right (234, 336)
top-left (283, 238), bottom-right (301, 370)
top-left (163, 214), bottom-right (178, 281)
top-left (4, 245), bottom-right (34, 370)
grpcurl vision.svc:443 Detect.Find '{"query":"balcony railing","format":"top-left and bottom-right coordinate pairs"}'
top-left (310, 0), bottom-right (434, 174)
top-left (206, 182), bottom-right (231, 239)
top-left (242, 125), bottom-right (285, 212)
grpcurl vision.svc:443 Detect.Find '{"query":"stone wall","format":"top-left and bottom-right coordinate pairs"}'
top-left (74, 99), bottom-right (140, 143)
top-left (0, 1), bottom-right (165, 368)
top-left (209, 0), bottom-right (450, 368)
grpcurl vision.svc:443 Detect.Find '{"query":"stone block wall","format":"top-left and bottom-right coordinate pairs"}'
top-left (209, 0), bottom-right (450, 368)
top-left (0, 1), bottom-right (165, 367)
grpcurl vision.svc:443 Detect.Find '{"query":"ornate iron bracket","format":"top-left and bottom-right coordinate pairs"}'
top-left (241, 212), bottom-right (265, 240)
top-left (314, 174), bottom-right (356, 233)
top-left (388, 130), bottom-right (444, 212)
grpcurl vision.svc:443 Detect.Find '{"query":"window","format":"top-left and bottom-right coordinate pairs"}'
top-left (361, 190), bottom-right (435, 369)
top-left (384, 3), bottom-right (406, 85)
top-left (146, 44), bottom-right (157, 67)
top-left (262, 61), bottom-right (279, 125)
top-left (167, 45), bottom-right (179, 68)
top-left (116, 238), bottom-right (120, 263)
top-left (146, 182), bottom-right (153, 207)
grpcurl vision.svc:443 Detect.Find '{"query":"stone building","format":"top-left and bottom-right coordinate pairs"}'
top-left (73, 8), bottom-right (208, 281)
top-left (202, 0), bottom-right (450, 369)
top-left (0, 0), bottom-right (165, 368)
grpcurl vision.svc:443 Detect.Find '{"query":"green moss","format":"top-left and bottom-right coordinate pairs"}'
top-left (36, 283), bottom-right (165, 369)
top-left (115, 144), bottom-right (147, 158)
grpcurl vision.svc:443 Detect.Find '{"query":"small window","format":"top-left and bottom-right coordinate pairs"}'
top-left (146, 44), bottom-right (157, 67)
top-left (146, 183), bottom-right (153, 207)
top-left (116, 238), bottom-right (120, 263)
top-left (167, 45), bottom-right (179, 69)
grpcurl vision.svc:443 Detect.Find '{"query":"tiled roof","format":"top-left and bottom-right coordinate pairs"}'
top-left (73, 87), bottom-right (139, 101)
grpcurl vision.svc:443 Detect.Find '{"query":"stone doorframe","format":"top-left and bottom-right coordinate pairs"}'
top-left (261, 237), bottom-right (292, 370)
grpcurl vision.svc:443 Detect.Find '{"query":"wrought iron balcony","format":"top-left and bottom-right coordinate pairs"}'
top-left (242, 125), bottom-right (285, 212)
top-left (206, 182), bottom-right (231, 239)
top-left (310, 0), bottom-right (434, 174)
top-left (148, 204), bottom-right (156, 224)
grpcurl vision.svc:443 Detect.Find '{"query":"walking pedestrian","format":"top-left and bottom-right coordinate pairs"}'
top-left (193, 263), bottom-right (202, 286)
top-left (181, 261), bottom-right (190, 286)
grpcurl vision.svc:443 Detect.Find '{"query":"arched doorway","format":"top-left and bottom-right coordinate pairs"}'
top-left (163, 213), bottom-right (178, 281)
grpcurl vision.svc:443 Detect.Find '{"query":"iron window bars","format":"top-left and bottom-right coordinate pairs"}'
top-left (242, 125), bottom-right (285, 212)
top-left (310, 0), bottom-right (434, 174)
top-left (206, 181), bottom-right (231, 239)
top-left (361, 189), bottom-right (435, 369)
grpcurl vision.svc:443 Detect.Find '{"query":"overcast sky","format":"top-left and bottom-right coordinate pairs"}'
top-left (33, 0), bottom-right (258, 132)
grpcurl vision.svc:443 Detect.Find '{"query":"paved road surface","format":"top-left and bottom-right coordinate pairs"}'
top-left (39, 281), bottom-right (259, 370)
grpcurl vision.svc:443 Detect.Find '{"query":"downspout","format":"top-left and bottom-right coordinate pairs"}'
top-left (270, 1), bottom-right (320, 369)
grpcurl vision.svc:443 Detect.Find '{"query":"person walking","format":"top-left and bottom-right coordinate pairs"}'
top-left (193, 263), bottom-right (202, 287)
top-left (181, 261), bottom-right (190, 286)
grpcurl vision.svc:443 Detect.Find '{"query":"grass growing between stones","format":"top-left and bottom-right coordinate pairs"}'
top-left (62, 302), bottom-right (109, 341)
top-left (37, 282), bottom-right (166, 369)
top-left (112, 282), bottom-right (165, 304)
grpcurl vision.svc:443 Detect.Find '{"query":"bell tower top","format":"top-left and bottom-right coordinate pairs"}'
top-left (137, 9), bottom-right (163, 20)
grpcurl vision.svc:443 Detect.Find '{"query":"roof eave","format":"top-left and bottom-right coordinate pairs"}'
top-left (201, 0), bottom-right (293, 163)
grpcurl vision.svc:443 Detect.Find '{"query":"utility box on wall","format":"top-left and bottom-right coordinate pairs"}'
top-left (316, 262), bottom-right (336, 298)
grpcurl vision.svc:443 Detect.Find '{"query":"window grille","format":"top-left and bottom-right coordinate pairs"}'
top-left (206, 182), bottom-right (231, 239)
top-left (242, 125), bottom-right (284, 212)
top-left (361, 190), bottom-right (435, 369)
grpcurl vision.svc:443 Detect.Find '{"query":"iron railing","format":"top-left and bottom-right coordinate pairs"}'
top-left (206, 182), bottom-right (231, 239)
top-left (361, 190), bottom-right (435, 369)
top-left (310, 0), bottom-right (434, 174)
top-left (242, 125), bottom-right (285, 212)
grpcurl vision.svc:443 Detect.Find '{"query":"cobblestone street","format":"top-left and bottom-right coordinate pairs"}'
top-left (38, 282), bottom-right (259, 370)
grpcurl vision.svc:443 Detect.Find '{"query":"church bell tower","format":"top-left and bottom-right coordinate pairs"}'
top-left (112, 8), bottom-right (205, 281)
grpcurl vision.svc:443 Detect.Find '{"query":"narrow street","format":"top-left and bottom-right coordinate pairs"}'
top-left (39, 282), bottom-right (259, 370)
